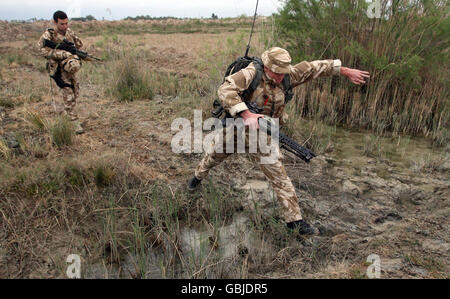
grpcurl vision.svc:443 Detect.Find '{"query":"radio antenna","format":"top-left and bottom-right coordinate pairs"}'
top-left (244, 0), bottom-right (259, 58)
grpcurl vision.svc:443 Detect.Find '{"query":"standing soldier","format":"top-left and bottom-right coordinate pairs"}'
top-left (38, 10), bottom-right (84, 134)
top-left (188, 47), bottom-right (370, 236)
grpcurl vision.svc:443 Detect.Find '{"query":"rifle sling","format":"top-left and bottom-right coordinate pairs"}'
top-left (50, 65), bottom-right (74, 89)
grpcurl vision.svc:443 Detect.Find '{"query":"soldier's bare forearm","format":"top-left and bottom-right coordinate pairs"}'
top-left (340, 67), bottom-right (349, 76)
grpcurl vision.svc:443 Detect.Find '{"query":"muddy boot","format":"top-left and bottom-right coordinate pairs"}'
top-left (286, 220), bottom-right (318, 236)
top-left (188, 176), bottom-right (202, 191)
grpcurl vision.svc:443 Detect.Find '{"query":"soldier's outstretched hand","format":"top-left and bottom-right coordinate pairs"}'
top-left (340, 67), bottom-right (370, 85)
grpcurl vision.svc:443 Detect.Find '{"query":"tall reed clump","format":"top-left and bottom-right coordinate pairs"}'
top-left (275, 0), bottom-right (449, 146)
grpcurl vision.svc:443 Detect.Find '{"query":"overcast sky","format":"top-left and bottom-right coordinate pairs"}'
top-left (0, 0), bottom-right (284, 21)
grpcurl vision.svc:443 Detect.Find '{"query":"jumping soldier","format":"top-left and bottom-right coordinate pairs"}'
top-left (188, 47), bottom-right (370, 236)
top-left (37, 10), bottom-right (84, 134)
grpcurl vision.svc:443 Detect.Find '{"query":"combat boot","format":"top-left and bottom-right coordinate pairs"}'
top-left (188, 176), bottom-right (202, 191)
top-left (74, 121), bottom-right (84, 135)
top-left (286, 219), bottom-right (317, 236)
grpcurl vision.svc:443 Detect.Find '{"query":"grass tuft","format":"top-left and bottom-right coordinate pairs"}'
top-left (94, 164), bottom-right (116, 187)
top-left (111, 56), bottom-right (153, 101)
top-left (24, 108), bottom-right (48, 131)
top-left (50, 117), bottom-right (74, 148)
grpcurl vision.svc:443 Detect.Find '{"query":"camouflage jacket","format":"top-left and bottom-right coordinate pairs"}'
top-left (218, 59), bottom-right (342, 122)
top-left (37, 27), bottom-right (83, 72)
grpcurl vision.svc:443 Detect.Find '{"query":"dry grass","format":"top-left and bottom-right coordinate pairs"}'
top-left (24, 108), bottom-right (48, 131)
top-left (0, 138), bottom-right (11, 160)
top-left (410, 153), bottom-right (449, 173)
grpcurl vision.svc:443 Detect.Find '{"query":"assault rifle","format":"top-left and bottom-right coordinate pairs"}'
top-left (43, 39), bottom-right (102, 62)
top-left (246, 102), bottom-right (316, 163)
top-left (212, 100), bottom-right (316, 163)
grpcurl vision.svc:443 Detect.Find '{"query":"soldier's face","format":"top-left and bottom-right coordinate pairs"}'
top-left (54, 18), bottom-right (69, 33)
top-left (264, 66), bottom-right (285, 85)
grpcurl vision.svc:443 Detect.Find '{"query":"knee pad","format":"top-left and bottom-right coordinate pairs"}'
top-left (63, 56), bottom-right (81, 74)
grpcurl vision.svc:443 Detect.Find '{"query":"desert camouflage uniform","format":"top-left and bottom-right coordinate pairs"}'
top-left (195, 47), bottom-right (341, 223)
top-left (38, 27), bottom-right (83, 120)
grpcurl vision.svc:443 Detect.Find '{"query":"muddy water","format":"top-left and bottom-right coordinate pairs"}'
top-left (332, 128), bottom-right (447, 168)
top-left (85, 129), bottom-right (448, 278)
top-left (83, 213), bottom-right (255, 279)
top-left (329, 128), bottom-right (449, 196)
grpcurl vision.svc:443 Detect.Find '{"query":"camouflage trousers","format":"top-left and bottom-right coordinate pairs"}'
top-left (194, 125), bottom-right (303, 223)
top-left (57, 56), bottom-right (81, 120)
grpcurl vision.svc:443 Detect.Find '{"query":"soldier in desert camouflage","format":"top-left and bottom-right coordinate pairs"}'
top-left (188, 47), bottom-right (370, 235)
top-left (37, 10), bottom-right (84, 134)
